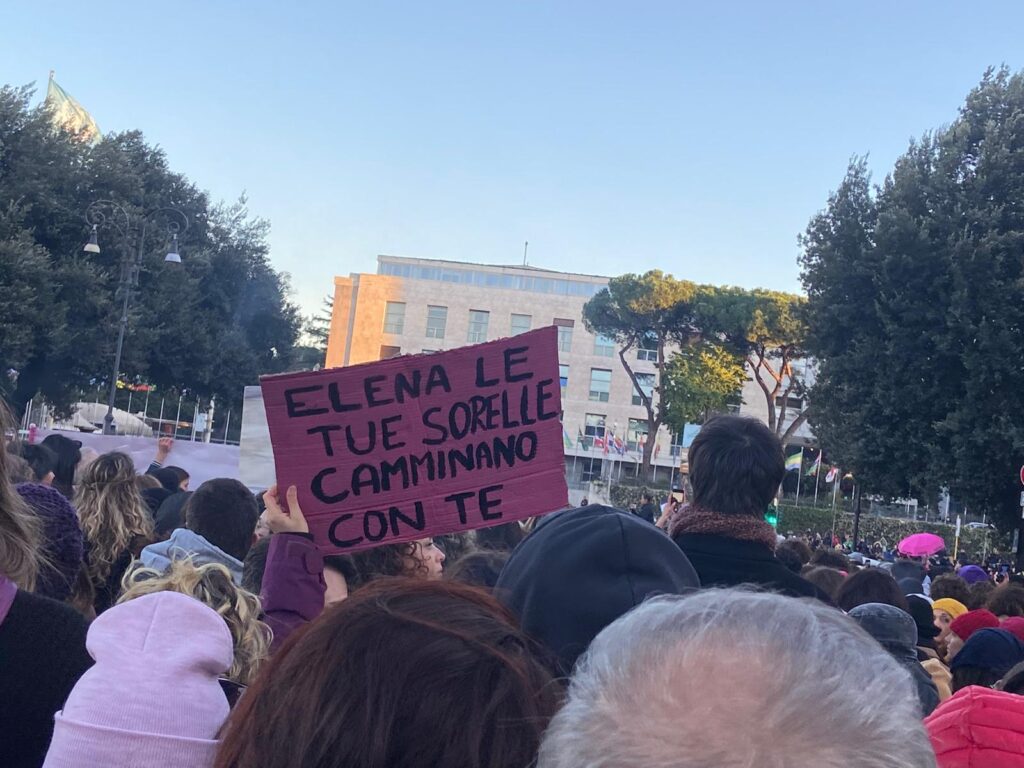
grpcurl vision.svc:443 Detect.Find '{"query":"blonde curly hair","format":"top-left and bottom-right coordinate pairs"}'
top-left (119, 559), bottom-right (272, 685)
top-left (74, 451), bottom-right (154, 585)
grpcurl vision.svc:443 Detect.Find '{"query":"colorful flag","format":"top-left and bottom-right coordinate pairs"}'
top-left (785, 450), bottom-right (803, 472)
top-left (805, 452), bottom-right (822, 477)
top-left (562, 426), bottom-right (573, 451)
top-left (44, 73), bottom-right (101, 145)
top-left (654, 442), bottom-right (661, 459)
top-left (825, 466), bottom-right (839, 483)
top-left (592, 435), bottom-right (606, 451)
top-left (614, 436), bottom-right (625, 454)
top-left (577, 428), bottom-right (586, 448)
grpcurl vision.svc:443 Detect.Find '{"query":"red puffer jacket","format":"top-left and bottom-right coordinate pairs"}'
top-left (926, 686), bottom-right (1024, 767)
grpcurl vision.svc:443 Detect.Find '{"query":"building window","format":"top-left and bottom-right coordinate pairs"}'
top-left (589, 368), bottom-right (611, 402)
top-left (421, 349), bottom-right (438, 354)
top-left (383, 302), bottom-right (406, 334)
top-left (425, 305), bottom-right (447, 339)
top-left (468, 310), bottom-right (489, 343)
top-left (637, 333), bottom-right (658, 362)
top-left (379, 345), bottom-right (401, 360)
top-left (511, 313), bottom-right (532, 335)
top-left (584, 413), bottom-right (606, 449)
top-left (774, 395), bottom-right (804, 410)
top-left (554, 318), bottom-right (574, 353)
top-left (632, 372), bottom-right (656, 406)
top-left (559, 364), bottom-right (569, 390)
top-left (594, 334), bottom-right (615, 357)
top-left (627, 418), bottom-right (649, 452)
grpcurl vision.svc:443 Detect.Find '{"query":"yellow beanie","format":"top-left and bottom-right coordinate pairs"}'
top-left (933, 598), bottom-right (968, 620)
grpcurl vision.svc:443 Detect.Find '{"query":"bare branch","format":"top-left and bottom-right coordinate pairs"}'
top-left (779, 408), bottom-right (810, 445)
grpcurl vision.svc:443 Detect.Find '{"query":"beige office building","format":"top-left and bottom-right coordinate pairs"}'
top-left (326, 255), bottom-right (811, 485)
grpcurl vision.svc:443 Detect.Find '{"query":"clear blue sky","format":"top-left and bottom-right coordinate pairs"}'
top-left (3, 1), bottom-right (1023, 315)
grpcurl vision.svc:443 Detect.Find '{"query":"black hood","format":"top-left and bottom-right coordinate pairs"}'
top-left (495, 504), bottom-right (700, 676)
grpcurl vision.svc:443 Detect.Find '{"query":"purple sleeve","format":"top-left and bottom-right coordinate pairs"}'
top-left (261, 533), bottom-right (326, 651)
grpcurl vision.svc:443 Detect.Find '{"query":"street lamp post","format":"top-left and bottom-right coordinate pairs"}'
top-left (84, 201), bottom-right (189, 435)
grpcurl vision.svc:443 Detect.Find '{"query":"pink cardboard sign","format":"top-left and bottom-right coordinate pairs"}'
top-left (259, 326), bottom-right (568, 553)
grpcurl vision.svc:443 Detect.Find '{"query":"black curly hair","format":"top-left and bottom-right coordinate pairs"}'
top-left (351, 541), bottom-right (427, 583)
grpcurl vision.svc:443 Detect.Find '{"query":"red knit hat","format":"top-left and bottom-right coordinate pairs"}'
top-left (951, 609), bottom-right (1000, 641)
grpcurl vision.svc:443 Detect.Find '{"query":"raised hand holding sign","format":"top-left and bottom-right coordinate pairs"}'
top-left (259, 326), bottom-right (568, 553)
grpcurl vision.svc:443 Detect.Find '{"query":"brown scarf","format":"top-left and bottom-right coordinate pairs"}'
top-left (668, 506), bottom-right (778, 551)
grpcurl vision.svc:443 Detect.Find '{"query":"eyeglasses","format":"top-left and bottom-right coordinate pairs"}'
top-left (219, 678), bottom-right (247, 708)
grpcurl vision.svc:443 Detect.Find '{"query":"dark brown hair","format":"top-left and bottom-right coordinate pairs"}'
top-left (810, 548), bottom-right (852, 572)
top-left (835, 568), bottom-right (909, 613)
top-left (776, 539), bottom-right (813, 572)
top-left (351, 541), bottom-right (426, 581)
top-left (968, 580), bottom-right (996, 610)
top-left (801, 565), bottom-right (846, 601)
top-left (687, 415), bottom-right (784, 516)
top-left (445, 550), bottom-right (509, 590)
top-left (987, 586), bottom-right (1024, 618)
top-left (215, 579), bottom-right (560, 768)
top-left (929, 573), bottom-right (971, 605)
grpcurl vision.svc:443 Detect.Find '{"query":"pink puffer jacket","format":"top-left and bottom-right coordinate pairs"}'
top-left (926, 686), bottom-right (1024, 767)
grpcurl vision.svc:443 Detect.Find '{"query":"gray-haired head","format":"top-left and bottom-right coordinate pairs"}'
top-left (537, 589), bottom-right (936, 768)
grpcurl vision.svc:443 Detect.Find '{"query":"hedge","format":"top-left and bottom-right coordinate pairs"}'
top-left (606, 486), bottom-right (1008, 560)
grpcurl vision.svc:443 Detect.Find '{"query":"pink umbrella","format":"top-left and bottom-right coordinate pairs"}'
top-left (898, 532), bottom-right (946, 557)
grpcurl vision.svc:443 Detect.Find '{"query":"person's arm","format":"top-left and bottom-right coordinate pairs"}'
top-left (260, 485), bottom-right (326, 650)
top-left (147, 436), bottom-right (174, 474)
top-left (655, 500), bottom-right (676, 531)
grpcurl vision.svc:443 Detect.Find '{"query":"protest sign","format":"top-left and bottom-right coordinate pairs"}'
top-left (259, 326), bottom-right (568, 553)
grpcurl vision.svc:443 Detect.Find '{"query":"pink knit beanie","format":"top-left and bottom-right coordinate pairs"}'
top-left (43, 591), bottom-right (234, 768)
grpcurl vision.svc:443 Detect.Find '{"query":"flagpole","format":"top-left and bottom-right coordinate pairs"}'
top-left (794, 447), bottom-right (805, 508)
top-left (830, 469), bottom-right (840, 546)
top-left (813, 451), bottom-right (821, 506)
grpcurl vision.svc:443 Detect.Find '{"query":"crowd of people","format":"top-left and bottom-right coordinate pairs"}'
top-left (5, 412), bottom-right (1024, 766)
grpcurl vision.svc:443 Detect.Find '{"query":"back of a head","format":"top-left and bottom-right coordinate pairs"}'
top-left (44, 591), bottom-right (233, 768)
top-left (5, 452), bottom-right (34, 484)
top-left (687, 415), bottom-right (784, 515)
top-left (987, 585), bottom-right (1024, 618)
top-left (445, 549), bottom-right (509, 589)
top-left (801, 565), bottom-right (845, 601)
top-left (929, 574), bottom-right (971, 605)
top-left (495, 505), bottom-right (700, 675)
top-left (537, 589), bottom-right (935, 768)
top-left (120, 560), bottom-right (270, 685)
top-left (14, 443), bottom-right (57, 483)
top-left (241, 536), bottom-right (273, 595)
top-left (474, 521), bottom-right (525, 552)
top-left (849, 603), bottom-right (918, 659)
top-left (15, 482), bottom-right (84, 601)
top-left (74, 452), bottom-right (152, 580)
top-left (967, 580), bottom-right (995, 610)
top-left (0, 406), bottom-right (41, 589)
top-left (40, 434), bottom-right (81, 497)
top-left (776, 539), bottom-right (811, 573)
top-left (185, 479), bottom-right (258, 561)
top-left (214, 579), bottom-right (560, 768)
top-left (835, 568), bottom-right (910, 613)
top-left (152, 466), bottom-right (188, 493)
top-left (811, 548), bottom-right (852, 572)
